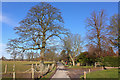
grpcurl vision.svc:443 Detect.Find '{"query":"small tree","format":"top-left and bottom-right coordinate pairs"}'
top-left (6, 39), bottom-right (22, 60)
top-left (63, 34), bottom-right (83, 66)
top-left (60, 49), bottom-right (70, 62)
top-left (44, 48), bottom-right (59, 61)
top-left (26, 52), bottom-right (31, 61)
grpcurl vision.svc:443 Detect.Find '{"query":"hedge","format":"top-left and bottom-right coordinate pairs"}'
top-left (102, 56), bottom-right (119, 67)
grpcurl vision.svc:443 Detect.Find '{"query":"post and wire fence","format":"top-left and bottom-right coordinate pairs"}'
top-left (3, 62), bottom-right (56, 79)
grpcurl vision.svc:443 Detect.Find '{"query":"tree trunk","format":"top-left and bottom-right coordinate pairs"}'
top-left (40, 32), bottom-right (46, 64)
top-left (69, 53), bottom-right (75, 66)
top-left (32, 53), bottom-right (33, 61)
top-left (72, 60), bottom-right (75, 66)
top-left (40, 49), bottom-right (45, 63)
top-left (97, 30), bottom-right (101, 57)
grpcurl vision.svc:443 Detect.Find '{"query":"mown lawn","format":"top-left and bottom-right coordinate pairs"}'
top-left (86, 68), bottom-right (118, 78)
top-left (2, 61), bottom-right (53, 73)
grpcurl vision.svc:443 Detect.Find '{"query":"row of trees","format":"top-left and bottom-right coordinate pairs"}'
top-left (86, 10), bottom-right (118, 55)
top-left (60, 10), bottom-right (119, 66)
top-left (6, 3), bottom-right (119, 66)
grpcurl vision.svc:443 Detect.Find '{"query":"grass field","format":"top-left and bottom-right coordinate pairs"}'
top-left (86, 68), bottom-right (118, 78)
top-left (2, 61), bottom-right (53, 73)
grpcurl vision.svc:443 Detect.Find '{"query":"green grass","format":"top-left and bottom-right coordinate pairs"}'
top-left (67, 65), bottom-right (93, 69)
top-left (2, 61), bottom-right (53, 73)
top-left (86, 68), bottom-right (118, 78)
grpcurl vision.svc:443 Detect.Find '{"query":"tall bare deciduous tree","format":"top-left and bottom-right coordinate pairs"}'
top-left (6, 39), bottom-right (23, 60)
top-left (107, 14), bottom-right (119, 49)
top-left (6, 2), bottom-right (68, 62)
top-left (86, 10), bottom-right (108, 56)
top-left (106, 14), bottom-right (120, 55)
top-left (63, 34), bottom-right (83, 66)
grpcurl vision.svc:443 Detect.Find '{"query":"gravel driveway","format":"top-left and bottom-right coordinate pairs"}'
top-left (51, 62), bottom-right (70, 80)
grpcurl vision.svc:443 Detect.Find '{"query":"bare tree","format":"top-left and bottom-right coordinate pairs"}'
top-left (17, 53), bottom-right (24, 60)
top-left (34, 53), bottom-right (40, 59)
top-left (6, 39), bottom-right (22, 60)
top-left (86, 10), bottom-right (108, 56)
top-left (44, 48), bottom-right (58, 61)
top-left (6, 2), bottom-right (68, 63)
top-left (26, 51), bottom-right (37, 61)
top-left (26, 52), bottom-right (31, 61)
top-left (107, 14), bottom-right (119, 49)
top-left (60, 49), bottom-right (70, 62)
top-left (63, 34), bottom-right (83, 66)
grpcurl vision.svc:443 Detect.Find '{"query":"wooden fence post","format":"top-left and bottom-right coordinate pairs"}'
top-left (5, 64), bottom-right (7, 73)
top-left (13, 64), bottom-right (15, 71)
top-left (13, 72), bottom-right (15, 80)
top-left (36, 63), bottom-right (37, 67)
top-left (13, 64), bottom-right (15, 80)
top-left (95, 62), bottom-right (96, 68)
top-left (31, 64), bottom-right (34, 79)
top-left (52, 64), bottom-right (54, 69)
top-left (84, 71), bottom-right (86, 79)
top-left (102, 66), bottom-right (104, 70)
top-left (48, 64), bottom-right (50, 69)
top-left (89, 69), bottom-right (90, 73)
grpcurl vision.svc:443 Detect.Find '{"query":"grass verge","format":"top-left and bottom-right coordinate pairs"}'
top-left (80, 68), bottom-right (118, 79)
top-left (41, 65), bottom-right (57, 79)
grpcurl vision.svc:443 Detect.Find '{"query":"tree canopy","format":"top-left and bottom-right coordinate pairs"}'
top-left (6, 2), bottom-right (69, 60)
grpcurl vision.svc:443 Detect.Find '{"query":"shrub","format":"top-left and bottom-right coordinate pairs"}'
top-left (102, 56), bottom-right (119, 67)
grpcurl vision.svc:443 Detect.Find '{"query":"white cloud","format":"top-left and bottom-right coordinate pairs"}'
top-left (0, 43), bottom-right (6, 53)
top-left (0, 43), bottom-right (7, 57)
top-left (0, 14), bottom-right (17, 27)
top-left (0, 43), bottom-right (6, 47)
